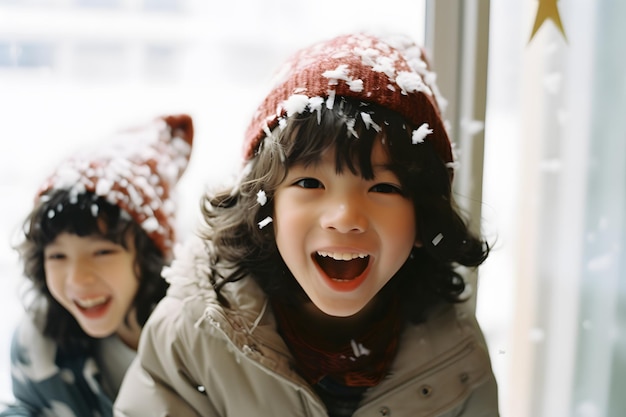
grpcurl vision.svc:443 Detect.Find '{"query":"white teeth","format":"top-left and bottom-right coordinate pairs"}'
top-left (317, 251), bottom-right (368, 261)
top-left (76, 296), bottom-right (108, 308)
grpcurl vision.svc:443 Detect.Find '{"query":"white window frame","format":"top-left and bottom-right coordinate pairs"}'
top-left (424, 0), bottom-right (491, 312)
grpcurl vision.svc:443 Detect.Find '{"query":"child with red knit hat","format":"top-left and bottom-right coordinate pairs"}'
top-left (0, 114), bottom-right (194, 417)
top-left (116, 32), bottom-right (499, 417)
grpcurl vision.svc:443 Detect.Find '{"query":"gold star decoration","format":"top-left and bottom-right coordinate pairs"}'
top-left (529, 0), bottom-right (567, 43)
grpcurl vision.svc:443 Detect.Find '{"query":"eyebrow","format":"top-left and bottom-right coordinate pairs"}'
top-left (371, 163), bottom-right (395, 173)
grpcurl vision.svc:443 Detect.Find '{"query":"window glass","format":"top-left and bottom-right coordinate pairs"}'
top-left (143, 44), bottom-right (179, 80)
top-left (0, 42), bottom-right (54, 67)
top-left (17, 42), bottom-right (55, 67)
top-left (0, 42), bottom-right (13, 66)
top-left (143, 0), bottom-right (181, 12)
top-left (480, 0), bottom-right (626, 415)
top-left (73, 42), bottom-right (127, 80)
top-left (75, 0), bottom-right (121, 8)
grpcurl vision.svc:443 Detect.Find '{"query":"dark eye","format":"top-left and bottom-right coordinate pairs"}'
top-left (46, 252), bottom-right (66, 261)
top-left (370, 183), bottom-right (403, 194)
top-left (294, 178), bottom-right (323, 189)
top-left (95, 249), bottom-right (116, 256)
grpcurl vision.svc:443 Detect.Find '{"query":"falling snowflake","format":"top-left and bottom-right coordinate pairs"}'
top-left (350, 339), bottom-right (371, 358)
top-left (432, 233), bottom-right (444, 246)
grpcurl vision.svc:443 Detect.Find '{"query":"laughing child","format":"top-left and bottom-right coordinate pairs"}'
top-left (1, 114), bottom-right (193, 416)
top-left (115, 33), bottom-right (499, 416)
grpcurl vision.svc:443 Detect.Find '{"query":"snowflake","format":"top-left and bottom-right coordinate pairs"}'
top-left (412, 123), bottom-right (433, 144)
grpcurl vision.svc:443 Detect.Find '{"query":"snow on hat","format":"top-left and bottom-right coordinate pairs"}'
top-left (243, 32), bottom-right (453, 169)
top-left (37, 114), bottom-right (194, 258)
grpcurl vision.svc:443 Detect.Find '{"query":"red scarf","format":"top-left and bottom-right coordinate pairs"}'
top-left (271, 298), bottom-right (403, 387)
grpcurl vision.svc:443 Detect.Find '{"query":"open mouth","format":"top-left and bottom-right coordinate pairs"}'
top-left (315, 251), bottom-right (370, 281)
top-left (75, 295), bottom-right (109, 309)
top-left (74, 295), bottom-right (112, 318)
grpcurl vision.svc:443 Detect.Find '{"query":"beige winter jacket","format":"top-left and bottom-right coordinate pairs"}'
top-left (114, 238), bottom-right (499, 417)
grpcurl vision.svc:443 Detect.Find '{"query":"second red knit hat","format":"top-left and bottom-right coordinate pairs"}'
top-left (37, 114), bottom-right (194, 258)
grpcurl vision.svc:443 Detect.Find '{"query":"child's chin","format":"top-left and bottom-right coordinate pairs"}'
top-left (311, 299), bottom-right (369, 318)
top-left (77, 320), bottom-right (118, 339)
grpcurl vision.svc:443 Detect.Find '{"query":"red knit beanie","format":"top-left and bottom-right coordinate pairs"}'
top-left (242, 32), bottom-right (452, 167)
top-left (37, 114), bottom-right (194, 259)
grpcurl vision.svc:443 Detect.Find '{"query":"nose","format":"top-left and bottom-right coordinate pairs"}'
top-left (320, 198), bottom-right (368, 234)
top-left (66, 259), bottom-right (97, 287)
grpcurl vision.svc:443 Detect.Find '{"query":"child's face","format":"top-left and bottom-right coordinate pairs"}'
top-left (43, 232), bottom-right (140, 339)
top-left (273, 139), bottom-right (417, 317)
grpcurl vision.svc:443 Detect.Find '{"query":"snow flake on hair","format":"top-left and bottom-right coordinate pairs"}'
top-left (360, 112), bottom-right (381, 132)
top-left (412, 123), bottom-right (433, 144)
top-left (281, 94), bottom-right (329, 124)
top-left (309, 96), bottom-right (324, 113)
top-left (309, 96), bottom-right (325, 124)
top-left (256, 190), bottom-right (267, 206)
top-left (345, 118), bottom-right (358, 138)
top-left (258, 216), bottom-right (273, 229)
top-left (326, 90), bottom-right (336, 110)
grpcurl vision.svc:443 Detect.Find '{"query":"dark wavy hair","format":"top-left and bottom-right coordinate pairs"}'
top-left (201, 98), bottom-right (489, 323)
top-left (17, 189), bottom-right (168, 352)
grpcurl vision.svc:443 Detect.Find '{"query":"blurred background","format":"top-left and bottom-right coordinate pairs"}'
top-left (1, 1), bottom-right (624, 416)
